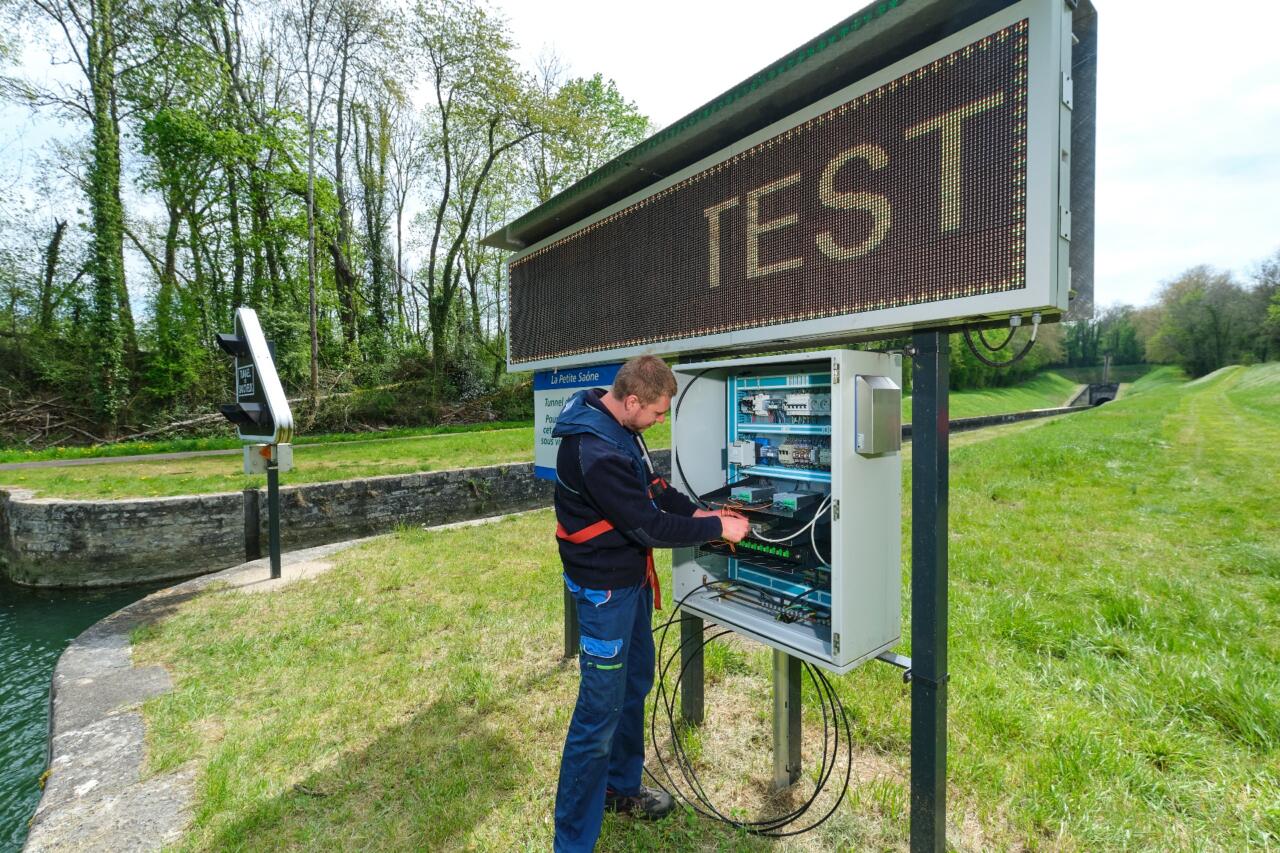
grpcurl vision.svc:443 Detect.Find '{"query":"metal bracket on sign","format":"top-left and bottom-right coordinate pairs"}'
top-left (876, 650), bottom-right (913, 683)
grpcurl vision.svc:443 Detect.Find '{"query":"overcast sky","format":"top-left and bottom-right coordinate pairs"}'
top-left (499, 0), bottom-right (1280, 308)
top-left (4, 1), bottom-right (1277, 311)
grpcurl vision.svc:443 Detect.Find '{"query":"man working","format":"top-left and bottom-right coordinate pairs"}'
top-left (551, 355), bottom-right (749, 852)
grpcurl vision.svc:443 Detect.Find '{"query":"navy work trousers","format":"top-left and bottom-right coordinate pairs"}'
top-left (553, 577), bottom-right (655, 852)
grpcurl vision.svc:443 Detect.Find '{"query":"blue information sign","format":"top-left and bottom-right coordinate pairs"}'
top-left (533, 363), bottom-right (622, 480)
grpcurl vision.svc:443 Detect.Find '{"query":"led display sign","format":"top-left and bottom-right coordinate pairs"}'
top-left (507, 0), bottom-right (1072, 369)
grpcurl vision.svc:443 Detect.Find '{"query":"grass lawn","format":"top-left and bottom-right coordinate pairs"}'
top-left (6, 369), bottom-right (1090, 500)
top-left (0, 428), bottom-right (536, 500)
top-left (132, 363), bottom-right (1280, 850)
top-left (0, 420), bottom-right (532, 464)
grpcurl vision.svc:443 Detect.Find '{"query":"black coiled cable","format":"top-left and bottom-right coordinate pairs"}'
top-left (643, 582), bottom-right (855, 837)
top-left (962, 313), bottom-right (1042, 368)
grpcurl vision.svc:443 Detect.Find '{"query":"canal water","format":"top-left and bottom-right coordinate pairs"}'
top-left (0, 580), bottom-right (160, 852)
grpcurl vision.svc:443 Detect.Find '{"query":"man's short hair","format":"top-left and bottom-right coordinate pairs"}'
top-left (611, 355), bottom-right (677, 405)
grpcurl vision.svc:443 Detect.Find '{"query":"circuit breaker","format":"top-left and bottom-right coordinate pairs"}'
top-left (671, 350), bottom-right (902, 673)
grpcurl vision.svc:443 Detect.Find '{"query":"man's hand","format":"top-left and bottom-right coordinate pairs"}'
top-left (717, 511), bottom-right (750, 544)
top-left (692, 507), bottom-right (749, 542)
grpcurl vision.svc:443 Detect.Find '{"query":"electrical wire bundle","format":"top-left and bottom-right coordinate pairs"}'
top-left (962, 311), bottom-right (1042, 368)
top-left (643, 582), bottom-right (856, 837)
top-left (748, 494), bottom-right (833, 567)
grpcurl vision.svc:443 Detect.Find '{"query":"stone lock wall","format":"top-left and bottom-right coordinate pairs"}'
top-left (250, 462), bottom-right (557, 554)
top-left (0, 490), bottom-right (245, 588)
top-left (1, 454), bottom-right (682, 588)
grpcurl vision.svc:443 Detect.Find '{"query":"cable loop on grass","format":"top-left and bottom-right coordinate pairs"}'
top-left (644, 581), bottom-right (855, 837)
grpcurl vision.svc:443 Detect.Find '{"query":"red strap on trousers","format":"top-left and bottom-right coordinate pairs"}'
top-left (556, 521), bottom-right (662, 610)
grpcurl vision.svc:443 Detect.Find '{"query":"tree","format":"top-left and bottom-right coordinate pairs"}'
top-left (284, 0), bottom-right (343, 406)
top-left (385, 99), bottom-right (428, 338)
top-left (522, 60), bottom-right (650, 204)
top-left (413, 0), bottom-right (542, 381)
top-left (322, 0), bottom-right (389, 352)
top-left (1251, 249), bottom-right (1280, 362)
top-left (23, 0), bottom-right (144, 429)
top-left (1148, 266), bottom-right (1253, 377)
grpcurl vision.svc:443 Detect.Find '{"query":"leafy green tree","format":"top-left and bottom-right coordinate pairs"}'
top-left (135, 106), bottom-right (227, 403)
top-left (1148, 266), bottom-right (1253, 377)
top-left (414, 0), bottom-right (542, 383)
top-left (523, 59), bottom-right (651, 204)
top-left (20, 0), bottom-right (136, 429)
top-left (1251, 250), bottom-right (1280, 362)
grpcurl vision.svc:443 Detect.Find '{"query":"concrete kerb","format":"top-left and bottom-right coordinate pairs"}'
top-left (21, 509), bottom-right (537, 853)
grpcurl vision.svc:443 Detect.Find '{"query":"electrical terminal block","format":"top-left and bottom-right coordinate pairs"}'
top-left (772, 491), bottom-right (820, 512)
top-left (783, 392), bottom-right (831, 416)
top-left (778, 442), bottom-right (825, 467)
top-left (730, 485), bottom-right (774, 503)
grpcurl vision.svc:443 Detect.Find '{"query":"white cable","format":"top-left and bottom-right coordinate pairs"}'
top-left (749, 494), bottom-right (831, 543)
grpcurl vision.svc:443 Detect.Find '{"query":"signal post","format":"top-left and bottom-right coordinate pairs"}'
top-left (216, 307), bottom-right (295, 580)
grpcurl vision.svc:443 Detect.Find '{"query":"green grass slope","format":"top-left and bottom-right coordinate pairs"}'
top-left (133, 363), bottom-right (1280, 850)
top-left (903, 370), bottom-right (1080, 422)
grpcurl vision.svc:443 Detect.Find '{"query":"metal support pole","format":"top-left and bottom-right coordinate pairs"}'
top-left (563, 586), bottom-right (579, 658)
top-left (679, 611), bottom-right (705, 724)
top-left (772, 650), bottom-right (802, 790)
top-left (243, 488), bottom-right (261, 561)
top-left (910, 331), bottom-right (949, 852)
top-left (266, 454), bottom-right (282, 580)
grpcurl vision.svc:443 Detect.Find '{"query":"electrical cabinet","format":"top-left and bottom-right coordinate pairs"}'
top-left (671, 350), bottom-right (902, 673)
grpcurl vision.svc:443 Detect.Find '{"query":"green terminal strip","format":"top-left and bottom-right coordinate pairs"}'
top-left (741, 540), bottom-right (791, 559)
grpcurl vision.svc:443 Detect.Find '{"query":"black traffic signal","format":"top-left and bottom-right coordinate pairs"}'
top-left (215, 307), bottom-right (294, 443)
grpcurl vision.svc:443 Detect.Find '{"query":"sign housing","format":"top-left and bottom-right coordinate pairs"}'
top-left (216, 307), bottom-right (294, 445)
top-left (499, 0), bottom-right (1083, 371)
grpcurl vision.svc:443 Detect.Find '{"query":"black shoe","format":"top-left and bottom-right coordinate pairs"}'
top-left (604, 785), bottom-right (675, 820)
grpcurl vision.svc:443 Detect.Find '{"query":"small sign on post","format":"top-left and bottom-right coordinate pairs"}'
top-left (216, 307), bottom-right (294, 580)
top-left (216, 308), bottom-right (293, 445)
top-left (532, 363), bottom-right (622, 481)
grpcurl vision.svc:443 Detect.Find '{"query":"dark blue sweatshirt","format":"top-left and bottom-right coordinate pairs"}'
top-left (553, 388), bottom-right (722, 590)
